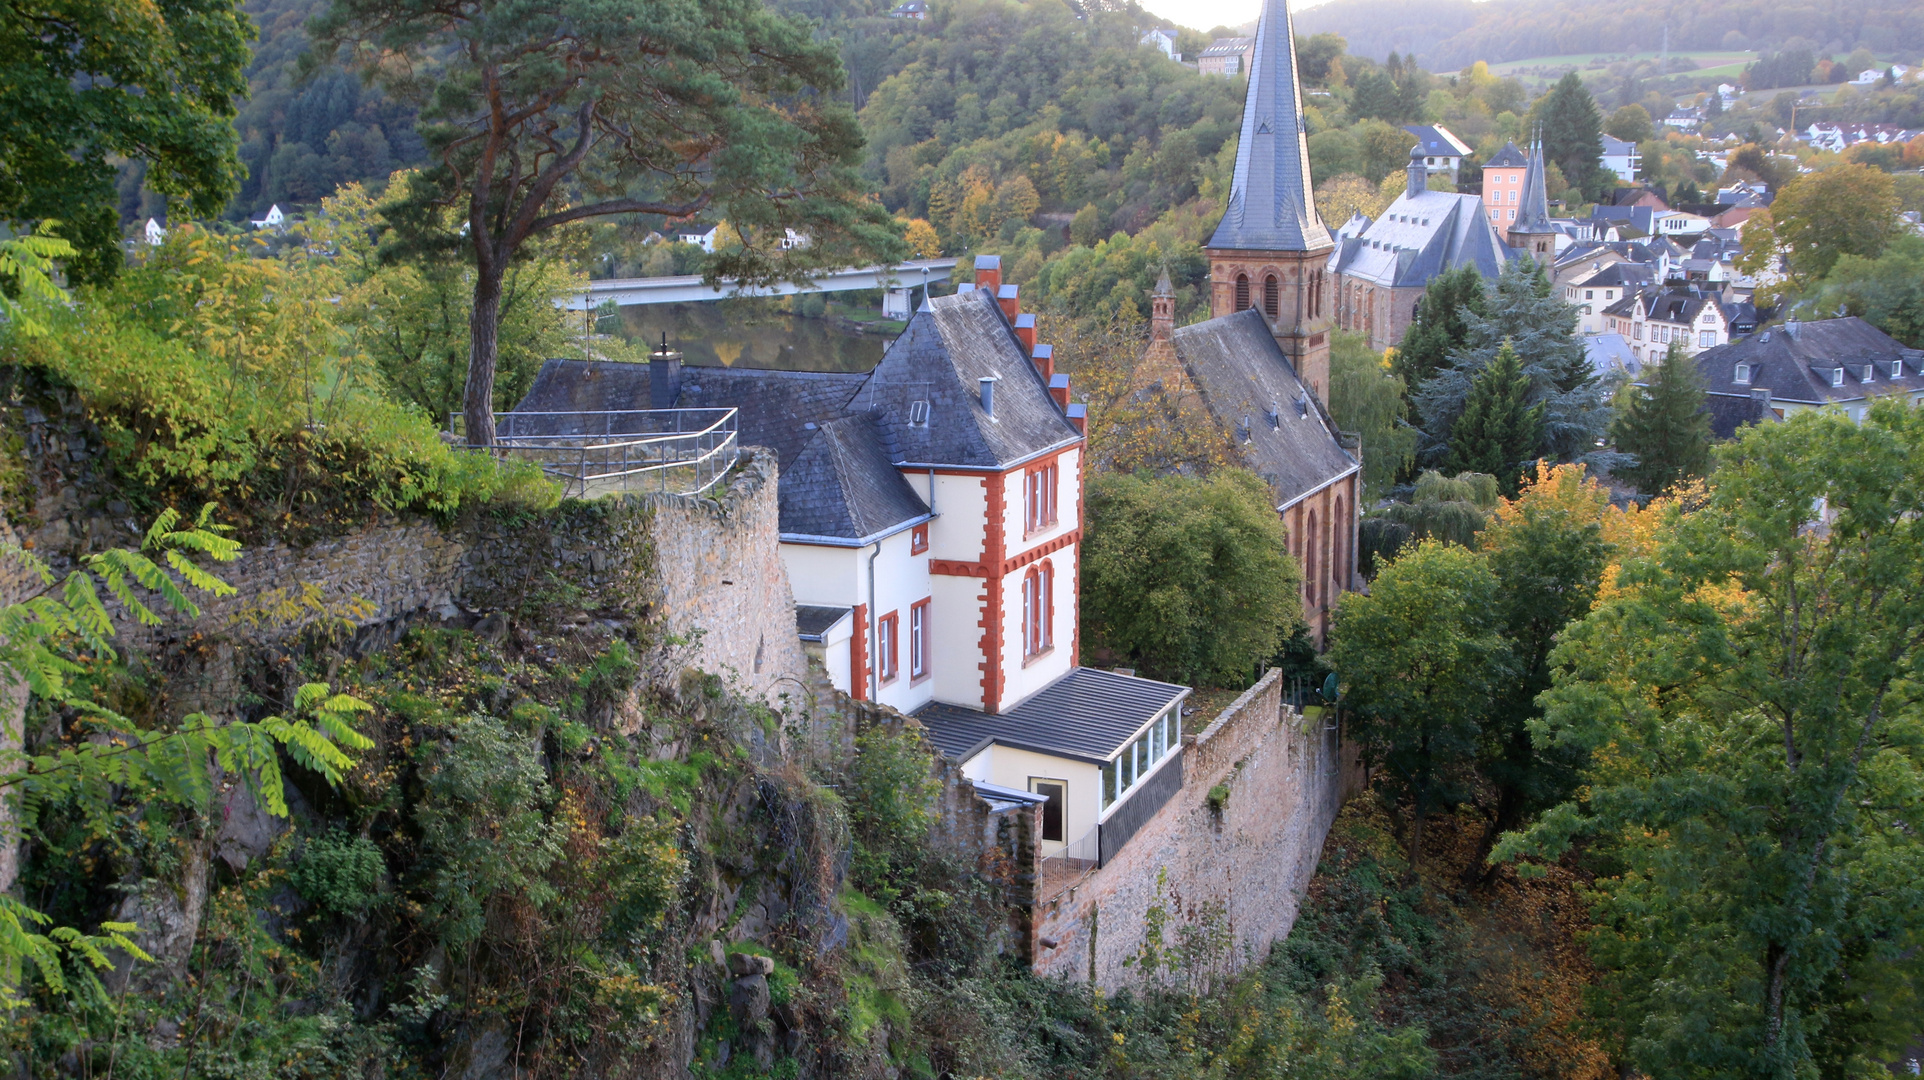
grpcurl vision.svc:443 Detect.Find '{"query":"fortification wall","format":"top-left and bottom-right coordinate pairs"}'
top-left (1032, 669), bottom-right (1355, 988)
top-left (9, 428), bottom-right (807, 709)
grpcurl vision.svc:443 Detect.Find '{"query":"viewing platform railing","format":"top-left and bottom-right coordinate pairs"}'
top-left (450, 408), bottom-right (740, 499)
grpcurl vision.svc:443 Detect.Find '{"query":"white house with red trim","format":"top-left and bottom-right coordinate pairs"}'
top-left (515, 258), bottom-right (1191, 864)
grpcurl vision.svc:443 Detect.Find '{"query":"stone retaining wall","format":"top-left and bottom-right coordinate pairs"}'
top-left (1032, 669), bottom-right (1355, 988)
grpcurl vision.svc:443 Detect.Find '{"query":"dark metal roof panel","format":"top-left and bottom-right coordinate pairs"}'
top-left (795, 604), bottom-right (852, 639)
top-left (913, 668), bottom-right (1191, 764)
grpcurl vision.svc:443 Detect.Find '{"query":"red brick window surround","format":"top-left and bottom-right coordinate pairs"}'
top-left (909, 599), bottom-right (931, 680)
top-left (1022, 561), bottom-right (1054, 659)
top-left (1025, 462), bottom-right (1059, 536)
top-left (910, 523), bottom-right (928, 554)
top-left (877, 611), bottom-right (900, 684)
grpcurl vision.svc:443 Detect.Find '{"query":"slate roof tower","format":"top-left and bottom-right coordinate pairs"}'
top-left (1507, 135), bottom-right (1559, 266)
top-left (1205, 0), bottom-right (1335, 405)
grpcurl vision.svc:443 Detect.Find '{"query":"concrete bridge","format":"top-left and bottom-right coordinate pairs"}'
top-left (563, 257), bottom-right (958, 311)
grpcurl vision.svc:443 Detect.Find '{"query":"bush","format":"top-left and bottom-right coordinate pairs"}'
top-left (3, 227), bottom-right (556, 539)
top-left (292, 832), bottom-right (388, 917)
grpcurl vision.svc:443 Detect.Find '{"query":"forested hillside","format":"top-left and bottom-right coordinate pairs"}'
top-left (1295, 0), bottom-right (1924, 68)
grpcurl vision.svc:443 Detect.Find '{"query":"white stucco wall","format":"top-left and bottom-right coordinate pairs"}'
top-left (965, 745), bottom-right (1103, 858)
top-left (916, 472), bottom-right (988, 563)
top-left (929, 573), bottom-right (987, 708)
top-left (996, 539), bottom-right (1077, 708)
top-left (999, 447), bottom-right (1080, 550)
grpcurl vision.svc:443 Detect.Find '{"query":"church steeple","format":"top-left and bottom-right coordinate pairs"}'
top-left (1507, 132), bottom-right (1558, 266)
top-left (1206, 0), bottom-right (1330, 253)
top-left (1202, 0), bottom-right (1335, 405)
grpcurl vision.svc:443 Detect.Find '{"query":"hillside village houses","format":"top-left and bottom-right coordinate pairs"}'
top-left (1695, 317), bottom-right (1924, 431)
top-left (1403, 124), bottom-right (1472, 184)
top-left (1197, 36), bottom-right (1255, 77)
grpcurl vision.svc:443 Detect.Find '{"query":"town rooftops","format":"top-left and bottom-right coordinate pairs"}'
top-left (1170, 308), bottom-right (1359, 509)
top-left (914, 667), bottom-right (1190, 765)
top-left (1583, 333), bottom-right (1640, 381)
top-left (1198, 36), bottom-right (1254, 57)
top-left (1206, 0), bottom-right (1330, 253)
top-left (1695, 317), bottom-right (1924, 406)
top-left (1599, 134), bottom-right (1638, 154)
top-left (1701, 392), bottom-right (1782, 440)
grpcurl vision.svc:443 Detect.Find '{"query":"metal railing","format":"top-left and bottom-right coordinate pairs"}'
top-left (453, 409), bottom-right (740, 499)
top-left (1039, 824), bottom-right (1102, 904)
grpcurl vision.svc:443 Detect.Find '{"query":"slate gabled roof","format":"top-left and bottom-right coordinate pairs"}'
top-left (1485, 141), bottom-right (1529, 169)
top-left (850, 287), bottom-right (1081, 470)
top-left (514, 359), bottom-right (866, 470)
top-left (1694, 317), bottom-right (1924, 406)
top-left (1206, 0), bottom-right (1331, 253)
top-left (1171, 309), bottom-right (1358, 508)
top-left (914, 667), bottom-right (1190, 764)
top-left (1403, 124), bottom-right (1471, 157)
top-left (1701, 392), bottom-right (1781, 440)
top-left (778, 412), bottom-right (930, 542)
top-left (1326, 189), bottom-right (1512, 289)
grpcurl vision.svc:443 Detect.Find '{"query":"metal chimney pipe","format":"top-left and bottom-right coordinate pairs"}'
top-left (979, 376), bottom-right (996, 417)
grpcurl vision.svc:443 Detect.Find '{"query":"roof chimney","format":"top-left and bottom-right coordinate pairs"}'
top-left (973, 254), bottom-right (1002, 296)
top-left (997, 283), bottom-right (1020, 319)
top-left (1032, 343), bottom-right (1054, 382)
top-left (978, 375), bottom-right (997, 418)
top-left (1049, 373), bottom-right (1071, 409)
top-left (1013, 313), bottom-right (1037, 354)
top-left (649, 334), bottom-right (682, 410)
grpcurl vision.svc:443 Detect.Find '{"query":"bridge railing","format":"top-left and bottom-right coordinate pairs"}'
top-left (452, 409), bottom-right (740, 499)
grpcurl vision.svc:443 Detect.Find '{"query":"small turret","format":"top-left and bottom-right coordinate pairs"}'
top-left (1406, 143), bottom-right (1427, 200)
top-left (1151, 268), bottom-right (1175, 343)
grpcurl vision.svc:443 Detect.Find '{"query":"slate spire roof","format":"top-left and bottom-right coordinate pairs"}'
top-left (1205, 0), bottom-right (1331, 253)
top-left (1513, 136), bottom-right (1557, 235)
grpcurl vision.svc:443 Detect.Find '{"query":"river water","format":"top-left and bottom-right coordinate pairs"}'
top-left (610, 299), bottom-right (888, 374)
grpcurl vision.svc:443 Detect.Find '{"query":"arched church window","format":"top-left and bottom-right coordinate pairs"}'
top-left (1235, 274), bottom-right (1250, 312)
top-left (1264, 275), bottom-right (1279, 318)
top-left (1306, 508), bottom-right (1320, 608)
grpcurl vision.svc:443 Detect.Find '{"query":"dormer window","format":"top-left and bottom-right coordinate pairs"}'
top-left (1831, 367), bottom-right (1845, 388)
top-left (1892, 360), bottom-right (1905, 378)
top-left (1862, 364), bottom-right (1876, 382)
top-left (1734, 363), bottom-right (1750, 385)
top-left (907, 399), bottom-right (930, 427)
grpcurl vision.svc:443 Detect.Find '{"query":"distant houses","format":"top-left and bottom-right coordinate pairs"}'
top-left (1196, 37), bottom-right (1254, 77)
top-left (1696, 317), bottom-right (1924, 434)
top-left (1402, 124), bottom-right (1472, 184)
top-left (1600, 134), bottom-right (1641, 184)
top-left (1139, 28), bottom-right (1178, 61)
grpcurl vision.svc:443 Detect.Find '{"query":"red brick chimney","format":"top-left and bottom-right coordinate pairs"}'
top-left (1031, 343), bottom-right (1054, 382)
top-left (1049, 373), bottom-right (1071, 409)
top-left (973, 254), bottom-right (1002, 296)
top-left (1014, 313), bottom-right (1037, 354)
top-left (997, 283), bottom-right (1019, 320)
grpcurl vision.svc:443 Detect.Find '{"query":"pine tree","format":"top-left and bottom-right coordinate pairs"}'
top-left (1414, 257), bottom-right (1615, 471)
top-left (1394, 265), bottom-right (1488, 390)
top-left (1610, 342), bottom-right (1713, 496)
top-left (1446, 341), bottom-right (1543, 495)
top-left (1539, 72), bottom-right (1606, 200)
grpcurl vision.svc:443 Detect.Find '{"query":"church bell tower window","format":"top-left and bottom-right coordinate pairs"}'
top-left (1235, 274), bottom-right (1250, 312)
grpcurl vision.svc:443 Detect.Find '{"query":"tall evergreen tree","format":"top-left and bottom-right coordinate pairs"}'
top-left (1611, 342), bottom-right (1714, 495)
top-left (1393, 265), bottom-right (1487, 390)
top-left (1446, 341), bottom-right (1543, 494)
top-left (1538, 72), bottom-right (1607, 200)
top-left (1415, 257), bottom-right (1616, 472)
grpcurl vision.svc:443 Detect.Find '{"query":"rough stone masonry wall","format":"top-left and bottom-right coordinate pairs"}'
top-left (15, 438), bottom-right (808, 712)
top-left (1032, 669), bottom-right (1356, 988)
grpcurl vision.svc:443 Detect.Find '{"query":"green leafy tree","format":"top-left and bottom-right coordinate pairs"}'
top-left (1471, 462), bottom-right (1610, 871)
top-left (1329, 331), bottom-right (1416, 502)
top-left (1328, 539), bottom-right (1509, 869)
top-left (1767, 162), bottom-right (1902, 283)
top-left (1498, 400), bottom-right (1924, 1078)
top-left (1802, 233), bottom-right (1924, 347)
top-left (0, 225), bottom-right (76, 337)
top-left (0, 508), bottom-right (372, 1006)
top-left (1536, 72), bottom-right (1607, 201)
top-left (1083, 469), bottom-right (1301, 687)
top-left (309, 0), bottom-right (905, 445)
top-left (1393, 265), bottom-right (1487, 391)
top-left (1610, 342), bottom-right (1713, 496)
top-left (1604, 104), bottom-right (1655, 145)
top-left (1445, 342), bottom-right (1544, 494)
top-left (0, 0), bottom-right (250, 284)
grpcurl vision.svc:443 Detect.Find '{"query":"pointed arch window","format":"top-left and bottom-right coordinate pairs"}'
top-left (1234, 274), bottom-right (1250, 312)
top-left (1264, 275), bottom-right (1280, 318)
top-left (1305, 509), bottom-right (1320, 608)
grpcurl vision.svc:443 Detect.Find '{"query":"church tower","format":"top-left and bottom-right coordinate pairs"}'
top-left (1205, 0), bottom-right (1335, 405)
top-left (1506, 136), bottom-right (1559, 267)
